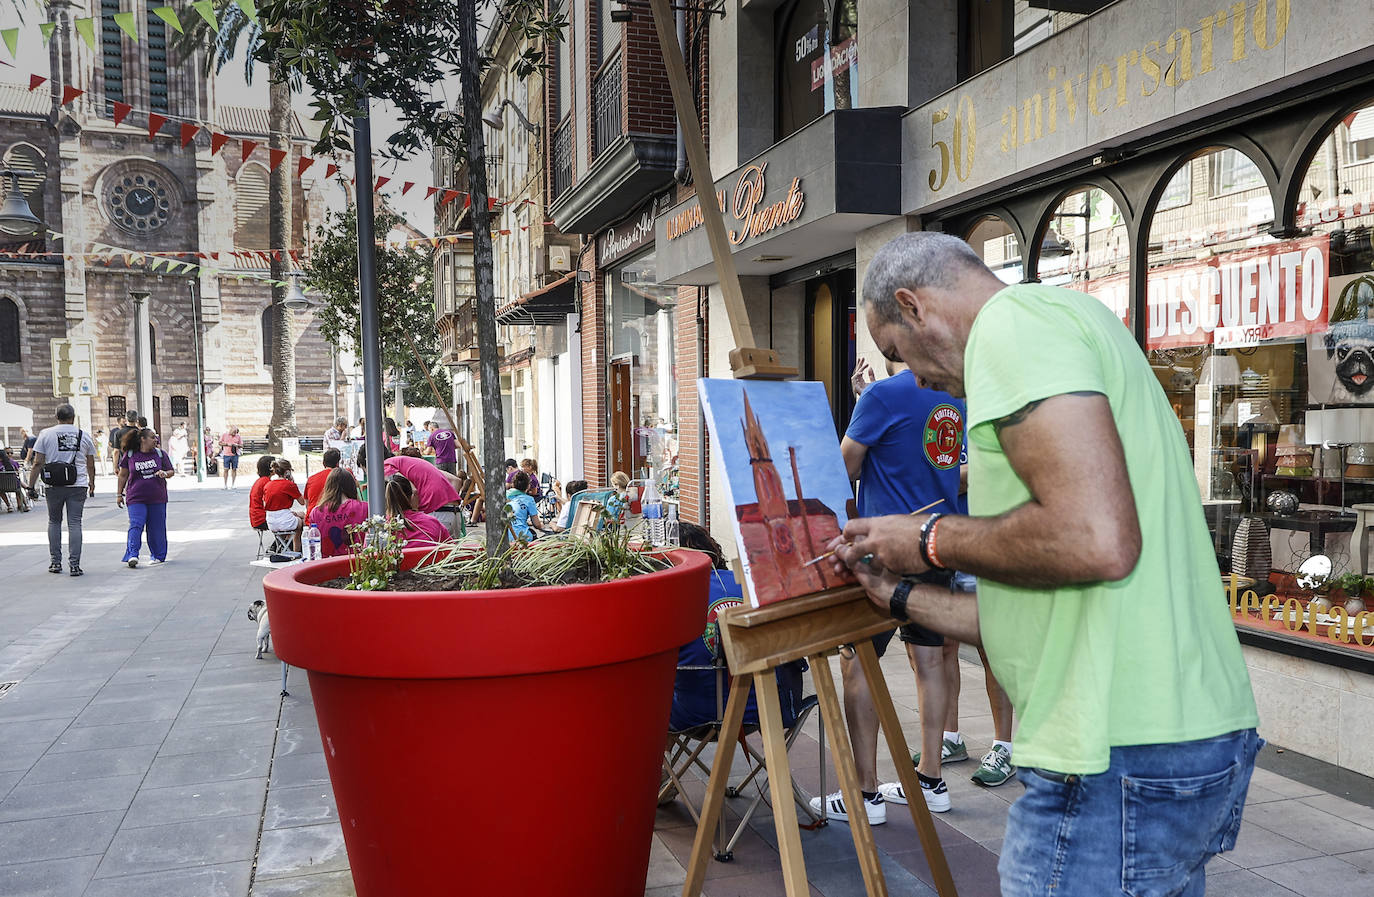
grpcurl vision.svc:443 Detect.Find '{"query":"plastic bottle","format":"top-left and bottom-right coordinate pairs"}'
top-left (305, 524), bottom-right (321, 561)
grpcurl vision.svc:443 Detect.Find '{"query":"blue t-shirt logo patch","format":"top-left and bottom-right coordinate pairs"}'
top-left (923, 404), bottom-right (964, 470)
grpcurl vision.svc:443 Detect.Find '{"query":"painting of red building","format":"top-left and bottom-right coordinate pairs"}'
top-left (699, 380), bottom-right (858, 607)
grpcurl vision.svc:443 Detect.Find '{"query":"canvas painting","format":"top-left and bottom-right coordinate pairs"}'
top-left (1309, 272), bottom-right (1374, 405)
top-left (698, 379), bottom-right (857, 607)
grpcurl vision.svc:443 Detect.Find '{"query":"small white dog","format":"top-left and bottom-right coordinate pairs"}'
top-left (248, 599), bottom-right (271, 659)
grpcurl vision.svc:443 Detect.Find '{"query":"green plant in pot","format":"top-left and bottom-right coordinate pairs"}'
top-left (1330, 571), bottom-right (1372, 615)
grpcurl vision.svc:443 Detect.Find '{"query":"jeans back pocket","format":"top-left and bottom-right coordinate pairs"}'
top-left (1121, 761), bottom-right (1240, 897)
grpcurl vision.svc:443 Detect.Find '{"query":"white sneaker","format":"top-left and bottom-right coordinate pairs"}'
top-left (148, 559), bottom-right (165, 567)
top-left (126, 558), bottom-right (138, 569)
top-left (879, 779), bottom-right (951, 813)
top-left (808, 790), bottom-right (886, 825)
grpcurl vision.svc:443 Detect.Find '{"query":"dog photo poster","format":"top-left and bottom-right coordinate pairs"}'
top-left (1309, 272), bottom-right (1374, 405)
top-left (698, 378), bottom-right (857, 607)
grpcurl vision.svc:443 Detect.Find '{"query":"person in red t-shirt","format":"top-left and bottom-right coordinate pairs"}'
top-left (248, 455), bottom-right (275, 532)
top-left (305, 448), bottom-right (340, 520)
top-left (263, 458), bottom-right (305, 551)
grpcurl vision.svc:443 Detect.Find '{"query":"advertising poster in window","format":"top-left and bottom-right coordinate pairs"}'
top-left (1308, 272), bottom-right (1374, 405)
top-left (1146, 234), bottom-right (1330, 351)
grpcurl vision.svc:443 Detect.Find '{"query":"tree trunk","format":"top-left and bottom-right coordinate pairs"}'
top-left (458, 0), bottom-right (507, 548)
top-left (266, 62), bottom-right (297, 451)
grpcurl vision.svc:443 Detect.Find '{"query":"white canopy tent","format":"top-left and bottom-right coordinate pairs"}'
top-left (0, 385), bottom-right (34, 450)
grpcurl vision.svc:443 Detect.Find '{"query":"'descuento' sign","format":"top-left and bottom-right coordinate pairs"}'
top-left (1145, 234), bottom-right (1329, 350)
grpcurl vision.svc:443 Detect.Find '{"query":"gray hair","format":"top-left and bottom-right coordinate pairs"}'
top-left (55, 403), bottom-right (76, 422)
top-left (863, 232), bottom-right (990, 325)
top-left (335, 417), bottom-right (348, 429)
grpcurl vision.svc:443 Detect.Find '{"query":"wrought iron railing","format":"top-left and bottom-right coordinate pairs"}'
top-left (592, 51), bottom-right (622, 159)
top-left (551, 118), bottom-right (574, 201)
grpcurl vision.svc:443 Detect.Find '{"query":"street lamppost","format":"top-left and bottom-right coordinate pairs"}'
top-left (0, 169), bottom-right (43, 237)
top-left (187, 279), bottom-right (207, 482)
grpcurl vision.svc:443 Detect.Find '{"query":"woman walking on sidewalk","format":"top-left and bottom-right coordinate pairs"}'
top-left (116, 427), bottom-right (175, 568)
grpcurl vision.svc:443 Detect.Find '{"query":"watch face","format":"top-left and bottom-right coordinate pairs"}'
top-left (106, 172), bottom-right (172, 233)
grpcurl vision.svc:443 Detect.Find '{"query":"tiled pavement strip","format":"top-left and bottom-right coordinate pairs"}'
top-left (0, 473), bottom-right (1371, 896)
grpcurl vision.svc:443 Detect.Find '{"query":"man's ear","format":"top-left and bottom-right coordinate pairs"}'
top-left (893, 287), bottom-right (923, 323)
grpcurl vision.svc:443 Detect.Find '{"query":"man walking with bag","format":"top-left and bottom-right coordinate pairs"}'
top-left (27, 404), bottom-right (97, 577)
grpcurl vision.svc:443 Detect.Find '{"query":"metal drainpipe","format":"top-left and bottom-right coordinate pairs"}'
top-left (673, 6), bottom-right (689, 184)
top-left (696, 285), bottom-right (707, 526)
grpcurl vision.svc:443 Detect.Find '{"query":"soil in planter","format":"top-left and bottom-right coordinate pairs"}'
top-left (315, 553), bottom-right (669, 592)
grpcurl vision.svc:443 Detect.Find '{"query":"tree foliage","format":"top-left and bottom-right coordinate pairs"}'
top-left (305, 206), bottom-right (451, 406)
top-left (253, 0), bottom-right (563, 159)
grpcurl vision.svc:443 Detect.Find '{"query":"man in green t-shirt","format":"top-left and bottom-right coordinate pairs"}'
top-left (827, 232), bottom-right (1260, 897)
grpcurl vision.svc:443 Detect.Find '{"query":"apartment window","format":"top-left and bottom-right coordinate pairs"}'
top-left (261, 306), bottom-right (275, 366)
top-left (599, 0), bottom-right (620, 63)
top-left (171, 395), bottom-right (190, 418)
top-left (775, 0), bottom-right (858, 140)
top-left (108, 395), bottom-right (127, 420)
top-left (1156, 163), bottom-right (1193, 212)
top-left (101, 0), bottom-right (124, 105)
top-left (1209, 148), bottom-right (1267, 197)
top-left (236, 163), bottom-right (270, 249)
top-left (0, 296), bottom-right (18, 362)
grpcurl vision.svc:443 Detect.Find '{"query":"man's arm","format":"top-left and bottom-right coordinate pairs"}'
top-left (838, 392), bottom-right (1142, 588)
top-left (26, 451), bottom-right (44, 489)
top-left (840, 436), bottom-right (868, 482)
top-left (86, 452), bottom-right (97, 495)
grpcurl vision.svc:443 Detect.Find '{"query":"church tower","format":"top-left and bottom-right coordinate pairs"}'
top-left (741, 391), bottom-right (804, 586)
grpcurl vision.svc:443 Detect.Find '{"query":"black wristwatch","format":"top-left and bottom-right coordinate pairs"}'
top-left (889, 578), bottom-right (914, 623)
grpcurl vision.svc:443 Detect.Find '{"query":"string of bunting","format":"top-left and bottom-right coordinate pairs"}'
top-left (1, 1), bottom-right (258, 66)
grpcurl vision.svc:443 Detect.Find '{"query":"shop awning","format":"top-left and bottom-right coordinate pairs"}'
top-left (496, 271), bottom-right (579, 325)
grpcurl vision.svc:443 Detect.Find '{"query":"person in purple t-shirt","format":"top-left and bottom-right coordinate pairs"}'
top-left (427, 421), bottom-right (459, 474)
top-left (116, 427), bottom-right (175, 568)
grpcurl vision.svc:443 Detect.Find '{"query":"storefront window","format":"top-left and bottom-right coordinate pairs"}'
top-left (1038, 186), bottom-right (1131, 325)
top-left (775, 0), bottom-right (857, 141)
top-left (965, 215), bottom-right (1022, 284)
top-left (607, 250), bottom-right (678, 482)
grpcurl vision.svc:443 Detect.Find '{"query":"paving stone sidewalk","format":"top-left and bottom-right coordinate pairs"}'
top-left (1, 477), bottom-right (1371, 896)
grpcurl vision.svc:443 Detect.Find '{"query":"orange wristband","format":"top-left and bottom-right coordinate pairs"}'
top-left (927, 516), bottom-right (946, 571)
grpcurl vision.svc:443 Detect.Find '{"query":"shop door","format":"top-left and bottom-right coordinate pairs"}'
top-left (805, 270), bottom-right (857, 434)
top-left (610, 360), bottom-right (633, 475)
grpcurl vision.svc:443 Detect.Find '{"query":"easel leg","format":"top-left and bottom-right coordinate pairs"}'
top-left (810, 651), bottom-right (888, 897)
top-left (855, 641), bottom-right (959, 897)
top-left (754, 667), bottom-right (812, 896)
top-left (682, 672), bottom-right (751, 897)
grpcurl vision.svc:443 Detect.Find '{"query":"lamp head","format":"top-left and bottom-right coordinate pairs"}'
top-left (0, 170), bottom-right (43, 237)
top-left (283, 273), bottom-right (310, 311)
top-left (482, 107), bottom-right (505, 130)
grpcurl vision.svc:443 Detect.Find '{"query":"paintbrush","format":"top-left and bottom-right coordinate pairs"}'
top-left (801, 498), bottom-right (945, 568)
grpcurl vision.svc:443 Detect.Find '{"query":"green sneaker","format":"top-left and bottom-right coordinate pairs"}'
top-left (912, 737), bottom-right (969, 768)
top-left (971, 744), bottom-right (1016, 787)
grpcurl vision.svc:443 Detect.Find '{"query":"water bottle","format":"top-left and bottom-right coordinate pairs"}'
top-left (305, 524), bottom-right (321, 561)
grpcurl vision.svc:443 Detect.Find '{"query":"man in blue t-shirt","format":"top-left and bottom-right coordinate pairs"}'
top-left (809, 360), bottom-right (1013, 827)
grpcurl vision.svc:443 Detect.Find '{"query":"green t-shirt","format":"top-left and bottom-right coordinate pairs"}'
top-left (965, 283), bottom-right (1258, 775)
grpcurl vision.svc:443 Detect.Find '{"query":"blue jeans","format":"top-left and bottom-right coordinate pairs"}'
top-left (1000, 728), bottom-right (1262, 897)
top-left (125, 501), bottom-right (168, 562)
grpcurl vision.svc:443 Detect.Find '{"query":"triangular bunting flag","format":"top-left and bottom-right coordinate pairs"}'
top-left (210, 252), bottom-right (220, 260)
top-left (112, 101), bottom-right (132, 125)
top-left (61, 85), bottom-right (84, 106)
top-left (462, 195), bottom-right (471, 208)
top-left (152, 6), bottom-right (183, 33)
top-left (424, 186), bottom-right (439, 200)
top-left (268, 148), bottom-right (287, 171)
top-left (28, 74), bottom-right (46, 92)
top-left (74, 17), bottom-right (97, 50)
top-left (191, 0), bottom-right (219, 31)
top-left (112, 11), bottom-right (139, 41)
top-left (375, 176), bottom-right (390, 191)
top-left (237, 0), bottom-right (259, 23)
top-left (325, 163), bottom-right (338, 179)
top-left (401, 181), bottom-right (414, 196)
top-left (499, 229), bottom-right (511, 235)
top-left (210, 132), bottom-right (229, 155)
top-left (39, 23), bottom-right (56, 45)
top-left (148, 257), bottom-right (163, 272)
top-left (1, 28), bottom-right (19, 59)
top-left (240, 140), bottom-right (259, 162)
top-left (489, 197), bottom-right (498, 211)
top-left (441, 190), bottom-right (461, 205)
top-left (296, 156), bottom-right (315, 177)
top-left (429, 237), bottom-right (440, 248)
top-left (147, 113), bottom-right (168, 139)
top-left (179, 122), bottom-right (199, 147)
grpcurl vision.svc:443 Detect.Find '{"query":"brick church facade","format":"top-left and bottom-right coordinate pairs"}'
top-left (0, 1), bottom-right (342, 443)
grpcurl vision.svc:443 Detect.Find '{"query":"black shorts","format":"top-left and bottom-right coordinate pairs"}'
top-left (870, 622), bottom-right (943, 657)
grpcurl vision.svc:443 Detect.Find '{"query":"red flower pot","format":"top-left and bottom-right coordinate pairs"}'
top-left (263, 548), bottom-right (710, 897)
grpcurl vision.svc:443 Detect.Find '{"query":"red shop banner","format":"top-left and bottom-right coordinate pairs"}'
top-left (1077, 271), bottom-right (1131, 327)
top-left (1146, 234), bottom-right (1330, 351)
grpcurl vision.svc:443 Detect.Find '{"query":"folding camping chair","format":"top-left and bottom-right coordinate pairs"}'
top-left (565, 489), bottom-right (616, 535)
top-left (256, 527), bottom-right (298, 561)
top-left (660, 654), bottom-right (824, 861)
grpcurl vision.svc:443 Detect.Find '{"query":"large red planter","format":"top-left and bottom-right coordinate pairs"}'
top-left (262, 548), bottom-right (710, 897)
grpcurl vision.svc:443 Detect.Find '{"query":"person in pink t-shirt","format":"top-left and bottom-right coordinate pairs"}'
top-left (378, 453), bottom-right (462, 512)
top-left (385, 472), bottom-right (451, 545)
top-left (308, 469), bottom-right (369, 558)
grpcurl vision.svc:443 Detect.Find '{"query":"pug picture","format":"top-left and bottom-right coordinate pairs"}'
top-left (1311, 274), bottom-right (1374, 405)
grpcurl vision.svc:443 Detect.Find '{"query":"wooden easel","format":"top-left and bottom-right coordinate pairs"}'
top-left (642, 1), bottom-right (958, 892)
